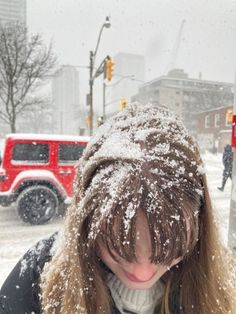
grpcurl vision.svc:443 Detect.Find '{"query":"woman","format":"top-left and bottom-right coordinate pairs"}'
top-left (0, 103), bottom-right (235, 314)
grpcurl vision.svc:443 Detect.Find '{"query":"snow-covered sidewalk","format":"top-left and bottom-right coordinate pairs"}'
top-left (202, 152), bottom-right (231, 246)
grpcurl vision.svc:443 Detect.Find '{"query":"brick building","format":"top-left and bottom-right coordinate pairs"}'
top-left (196, 106), bottom-right (232, 153)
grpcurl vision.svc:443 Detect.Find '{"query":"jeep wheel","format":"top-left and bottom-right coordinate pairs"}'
top-left (16, 186), bottom-right (58, 225)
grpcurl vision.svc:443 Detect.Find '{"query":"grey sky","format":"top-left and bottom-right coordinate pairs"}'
top-left (27, 0), bottom-right (236, 96)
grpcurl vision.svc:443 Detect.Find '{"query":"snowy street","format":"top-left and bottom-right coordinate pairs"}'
top-left (0, 206), bottom-right (63, 286)
top-left (0, 152), bottom-right (232, 287)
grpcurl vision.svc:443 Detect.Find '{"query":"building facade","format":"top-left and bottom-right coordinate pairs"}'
top-left (132, 69), bottom-right (234, 135)
top-left (52, 66), bottom-right (84, 135)
top-left (196, 106), bottom-right (232, 153)
top-left (105, 52), bottom-right (145, 118)
top-left (0, 0), bottom-right (26, 25)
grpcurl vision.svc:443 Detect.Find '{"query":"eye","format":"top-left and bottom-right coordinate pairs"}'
top-left (108, 247), bottom-right (125, 263)
top-left (98, 235), bottom-right (122, 261)
top-left (110, 252), bottom-right (130, 265)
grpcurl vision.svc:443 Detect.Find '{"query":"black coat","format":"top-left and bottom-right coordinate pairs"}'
top-left (0, 235), bottom-right (179, 314)
top-left (0, 234), bottom-right (56, 314)
top-left (223, 145), bottom-right (233, 171)
top-left (0, 234), bottom-right (122, 314)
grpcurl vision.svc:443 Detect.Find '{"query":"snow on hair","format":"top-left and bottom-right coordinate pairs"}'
top-left (72, 103), bottom-right (204, 265)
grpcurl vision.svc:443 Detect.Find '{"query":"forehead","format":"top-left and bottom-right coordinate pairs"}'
top-left (136, 211), bottom-right (149, 231)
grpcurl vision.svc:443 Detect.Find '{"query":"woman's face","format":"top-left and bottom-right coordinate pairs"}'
top-left (98, 212), bottom-right (182, 290)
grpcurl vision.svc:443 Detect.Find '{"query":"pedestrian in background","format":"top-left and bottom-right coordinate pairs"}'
top-left (218, 144), bottom-right (233, 191)
top-left (1, 104), bottom-right (235, 314)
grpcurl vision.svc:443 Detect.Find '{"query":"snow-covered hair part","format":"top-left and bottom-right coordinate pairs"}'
top-left (74, 103), bottom-right (204, 265)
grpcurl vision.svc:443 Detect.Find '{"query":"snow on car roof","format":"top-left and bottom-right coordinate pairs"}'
top-left (6, 133), bottom-right (90, 142)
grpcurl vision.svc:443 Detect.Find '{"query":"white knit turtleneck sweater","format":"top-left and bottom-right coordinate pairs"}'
top-left (107, 273), bottom-right (164, 314)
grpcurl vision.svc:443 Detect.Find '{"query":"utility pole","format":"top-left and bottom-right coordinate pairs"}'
top-left (228, 74), bottom-right (236, 252)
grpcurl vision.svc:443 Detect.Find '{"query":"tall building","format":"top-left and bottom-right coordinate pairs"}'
top-left (105, 52), bottom-right (145, 118)
top-left (0, 0), bottom-right (26, 25)
top-left (52, 66), bottom-right (84, 135)
top-left (132, 69), bottom-right (234, 135)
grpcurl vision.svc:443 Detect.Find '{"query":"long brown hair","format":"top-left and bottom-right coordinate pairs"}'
top-left (41, 104), bottom-right (235, 313)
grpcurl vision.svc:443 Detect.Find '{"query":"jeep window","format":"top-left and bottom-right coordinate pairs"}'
top-left (12, 143), bottom-right (49, 164)
top-left (59, 143), bottom-right (86, 164)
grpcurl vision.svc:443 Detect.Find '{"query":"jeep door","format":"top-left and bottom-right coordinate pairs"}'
top-left (7, 139), bottom-right (51, 191)
top-left (56, 142), bottom-right (87, 197)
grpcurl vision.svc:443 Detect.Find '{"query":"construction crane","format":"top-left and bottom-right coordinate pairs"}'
top-left (166, 19), bottom-right (186, 73)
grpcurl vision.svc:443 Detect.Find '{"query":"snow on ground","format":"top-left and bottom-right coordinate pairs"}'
top-left (0, 209), bottom-right (63, 287)
top-left (0, 152), bottom-right (232, 287)
top-left (202, 152), bottom-right (231, 246)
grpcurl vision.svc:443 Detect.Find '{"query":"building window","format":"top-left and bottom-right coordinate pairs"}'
top-left (214, 113), bottom-right (220, 127)
top-left (205, 115), bottom-right (210, 128)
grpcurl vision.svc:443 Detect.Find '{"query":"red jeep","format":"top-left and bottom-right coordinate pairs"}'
top-left (0, 134), bottom-right (89, 224)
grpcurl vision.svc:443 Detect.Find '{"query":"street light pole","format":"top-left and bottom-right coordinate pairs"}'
top-left (88, 17), bottom-right (111, 136)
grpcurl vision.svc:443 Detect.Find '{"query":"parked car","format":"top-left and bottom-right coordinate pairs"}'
top-left (0, 134), bottom-right (89, 224)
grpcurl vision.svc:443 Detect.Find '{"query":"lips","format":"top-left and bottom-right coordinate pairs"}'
top-left (123, 270), bottom-right (156, 283)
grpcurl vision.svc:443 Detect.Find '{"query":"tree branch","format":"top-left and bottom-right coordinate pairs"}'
top-left (0, 22), bottom-right (57, 132)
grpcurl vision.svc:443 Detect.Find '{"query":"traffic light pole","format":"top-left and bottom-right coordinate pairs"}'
top-left (89, 55), bottom-right (112, 134)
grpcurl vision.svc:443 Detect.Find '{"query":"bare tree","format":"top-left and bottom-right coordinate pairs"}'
top-left (0, 22), bottom-right (57, 132)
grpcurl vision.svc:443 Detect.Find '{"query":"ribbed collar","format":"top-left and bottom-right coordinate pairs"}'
top-left (107, 273), bottom-right (164, 314)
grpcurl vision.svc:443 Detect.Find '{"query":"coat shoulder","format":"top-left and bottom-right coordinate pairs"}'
top-left (0, 233), bottom-right (57, 314)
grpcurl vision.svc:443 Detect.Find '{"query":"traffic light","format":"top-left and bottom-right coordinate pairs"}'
top-left (105, 56), bottom-right (114, 81)
top-left (119, 98), bottom-right (128, 111)
top-left (226, 108), bottom-right (233, 124)
top-left (97, 116), bottom-right (104, 127)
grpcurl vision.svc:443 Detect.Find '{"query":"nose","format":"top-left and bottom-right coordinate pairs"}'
top-left (126, 261), bottom-right (157, 282)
